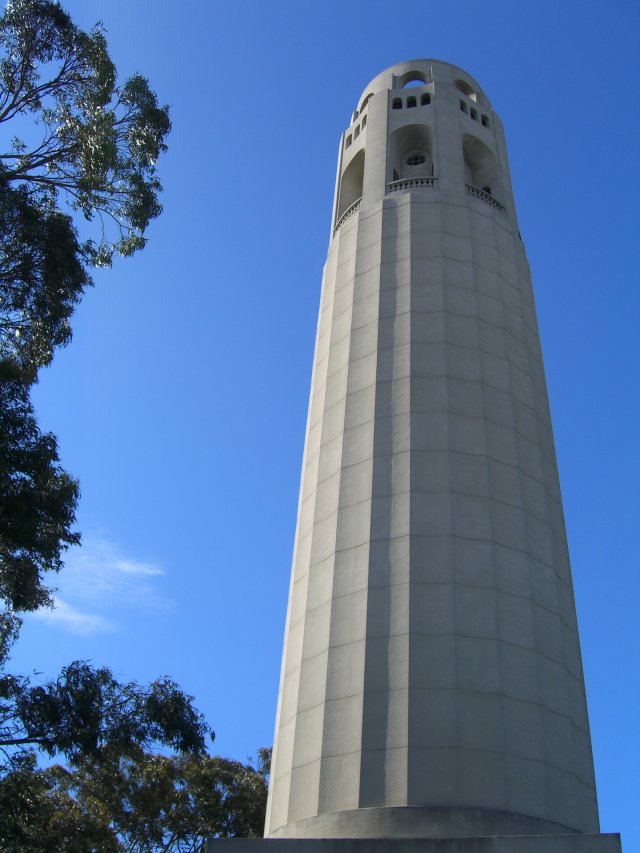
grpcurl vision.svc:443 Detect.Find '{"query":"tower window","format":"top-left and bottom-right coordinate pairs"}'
top-left (406, 153), bottom-right (426, 166)
top-left (455, 79), bottom-right (477, 101)
top-left (463, 133), bottom-right (500, 205)
top-left (407, 96), bottom-right (417, 108)
top-left (392, 98), bottom-right (402, 110)
top-left (397, 70), bottom-right (427, 88)
top-left (345, 134), bottom-right (352, 149)
top-left (460, 100), bottom-right (468, 114)
top-left (470, 108), bottom-right (478, 121)
top-left (355, 125), bottom-right (360, 139)
top-left (360, 93), bottom-right (374, 112)
top-left (421, 93), bottom-right (431, 105)
top-left (362, 115), bottom-right (367, 128)
top-left (481, 114), bottom-right (489, 127)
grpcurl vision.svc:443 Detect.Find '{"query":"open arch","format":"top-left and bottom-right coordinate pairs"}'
top-left (337, 149), bottom-right (365, 220)
top-left (462, 133), bottom-right (498, 197)
top-left (360, 92), bottom-right (374, 112)
top-left (397, 69), bottom-right (427, 88)
top-left (455, 79), bottom-right (477, 101)
top-left (388, 124), bottom-right (434, 182)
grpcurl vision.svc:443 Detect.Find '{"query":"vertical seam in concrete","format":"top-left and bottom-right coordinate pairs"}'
top-left (482, 208), bottom-right (509, 810)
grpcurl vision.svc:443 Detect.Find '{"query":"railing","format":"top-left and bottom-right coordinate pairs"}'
top-left (465, 184), bottom-right (505, 212)
top-left (334, 197), bottom-right (362, 233)
top-left (386, 176), bottom-right (437, 193)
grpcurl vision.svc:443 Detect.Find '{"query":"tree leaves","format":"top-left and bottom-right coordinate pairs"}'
top-left (0, 662), bottom-right (213, 766)
top-left (0, 0), bottom-right (170, 267)
top-left (0, 0), bottom-right (171, 622)
top-left (0, 7), bottom-right (267, 848)
top-left (0, 369), bottom-right (80, 612)
top-left (0, 179), bottom-right (90, 378)
top-left (0, 748), bottom-right (270, 851)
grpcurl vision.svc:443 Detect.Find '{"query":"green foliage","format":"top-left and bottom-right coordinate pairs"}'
top-left (0, 365), bottom-right (79, 613)
top-left (0, 747), bottom-right (270, 851)
top-left (0, 0), bottom-right (171, 268)
top-left (0, 661), bottom-right (212, 767)
top-left (0, 753), bottom-right (117, 853)
top-left (0, 0), bottom-right (170, 626)
top-left (0, 179), bottom-right (90, 379)
top-left (0, 5), bottom-right (269, 848)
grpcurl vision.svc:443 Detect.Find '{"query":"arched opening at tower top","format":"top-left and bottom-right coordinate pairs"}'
top-left (388, 124), bottom-right (434, 182)
top-left (455, 79), bottom-right (477, 101)
top-left (337, 149), bottom-right (365, 221)
top-left (396, 69), bottom-right (428, 88)
top-left (462, 133), bottom-right (499, 197)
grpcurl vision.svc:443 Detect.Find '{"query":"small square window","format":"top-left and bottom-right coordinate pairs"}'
top-left (407, 96), bottom-right (417, 108)
top-left (421, 93), bottom-right (431, 105)
top-left (460, 100), bottom-right (468, 113)
top-left (345, 134), bottom-right (352, 149)
top-left (481, 114), bottom-right (489, 127)
top-left (392, 98), bottom-right (402, 109)
top-left (470, 108), bottom-right (478, 121)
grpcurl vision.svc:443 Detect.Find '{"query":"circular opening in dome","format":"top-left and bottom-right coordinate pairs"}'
top-left (406, 153), bottom-right (426, 166)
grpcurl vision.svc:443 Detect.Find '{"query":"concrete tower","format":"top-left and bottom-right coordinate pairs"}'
top-left (254, 61), bottom-right (620, 852)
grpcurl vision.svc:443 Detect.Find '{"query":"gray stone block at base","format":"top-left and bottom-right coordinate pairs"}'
top-left (206, 835), bottom-right (622, 853)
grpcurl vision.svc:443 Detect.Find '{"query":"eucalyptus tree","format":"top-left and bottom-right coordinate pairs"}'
top-left (0, 0), bottom-right (171, 619)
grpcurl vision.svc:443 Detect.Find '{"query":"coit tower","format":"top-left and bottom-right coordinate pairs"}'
top-left (263, 60), bottom-right (617, 849)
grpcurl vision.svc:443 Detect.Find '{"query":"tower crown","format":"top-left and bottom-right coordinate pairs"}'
top-left (334, 59), bottom-right (515, 238)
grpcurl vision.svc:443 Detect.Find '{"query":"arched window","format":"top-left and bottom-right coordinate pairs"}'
top-left (397, 70), bottom-right (428, 88)
top-left (455, 79), bottom-right (477, 101)
top-left (460, 100), bottom-right (468, 114)
top-left (345, 134), bottom-right (352, 149)
top-left (392, 98), bottom-right (402, 110)
top-left (337, 149), bottom-right (365, 221)
top-left (462, 133), bottom-right (499, 200)
top-left (407, 96), bottom-right (417, 108)
top-left (362, 115), bottom-right (367, 128)
top-left (360, 93), bottom-right (374, 112)
top-left (421, 93), bottom-right (431, 106)
top-left (354, 125), bottom-right (360, 139)
top-left (388, 124), bottom-right (434, 182)
top-left (481, 114), bottom-right (489, 127)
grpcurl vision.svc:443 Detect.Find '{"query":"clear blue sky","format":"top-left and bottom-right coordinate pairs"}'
top-left (10, 0), bottom-right (638, 846)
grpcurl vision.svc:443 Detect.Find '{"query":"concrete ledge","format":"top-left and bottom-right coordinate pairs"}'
top-left (265, 806), bottom-right (583, 839)
top-left (206, 835), bottom-right (622, 853)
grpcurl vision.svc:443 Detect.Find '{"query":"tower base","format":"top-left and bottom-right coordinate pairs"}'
top-left (206, 835), bottom-right (622, 852)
